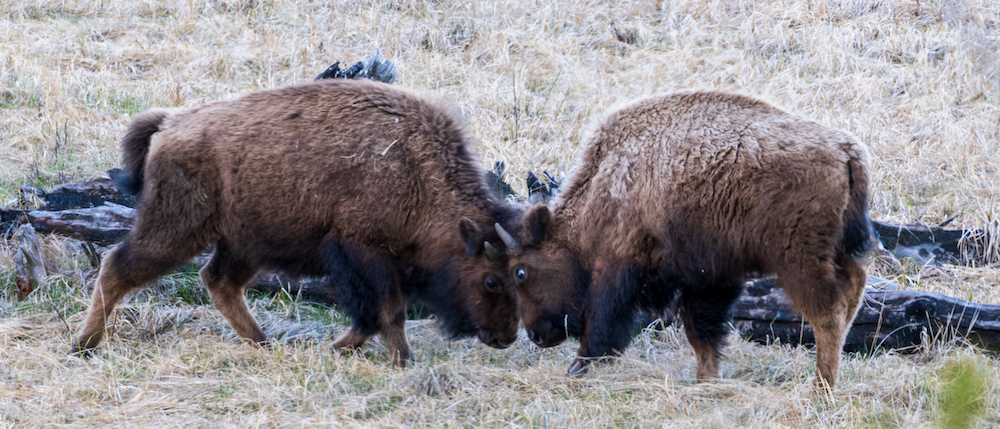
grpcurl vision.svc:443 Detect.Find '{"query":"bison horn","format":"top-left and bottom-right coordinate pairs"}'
top-left (495, 222), bottom-right (518, 252)
top-left (484, 241), bottom-right (499, 261)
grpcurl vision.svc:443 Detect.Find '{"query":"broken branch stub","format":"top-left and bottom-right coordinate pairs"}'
top-left (14, 224), bottom-right (47, 300)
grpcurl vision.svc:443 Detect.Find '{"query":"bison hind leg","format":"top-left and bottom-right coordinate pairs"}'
top-left (200, 242), bottom-right (265, 344)
top-left (678, 280), bottom-right (744, 382)
top-left (73, 238), bottom-right (200, 354)
top-left (322, 241), bottom-right (411, 367)
top-left (778, 252), bottom-right (867, 389)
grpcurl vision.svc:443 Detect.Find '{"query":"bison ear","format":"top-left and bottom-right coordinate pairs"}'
top-left (524, 205), bottom-right (551, 246)
top-left (459, 217), bottom-right (482, 256)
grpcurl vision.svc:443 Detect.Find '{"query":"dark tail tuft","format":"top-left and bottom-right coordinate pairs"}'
top-left (843, 142), bottom-right (876, 257)
top-left (111, 109), bottom-right (169, 196)
top-left (107, 168), bottom-right (140, 195)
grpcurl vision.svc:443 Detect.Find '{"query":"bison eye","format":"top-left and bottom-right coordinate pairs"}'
top-left (484, 276), bottom-right (500, 292)
top-left (515, 268), bottom-right (526, 283)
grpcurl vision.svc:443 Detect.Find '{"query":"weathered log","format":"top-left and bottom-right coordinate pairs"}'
top-left (244, 271), bottom-right (434, 318)
top-left (24, 203), bottom-right (135, 246)
top-left (37, 178), bottom-right (137, 210)
top-left (2, 177), bottom-right (137, 243)
top-left (526, 170), bottom-right (562, 205)
top-left (484, 161), bottom-right (519, 202)
top-left (248, 271), bottom-right (334, 304)
top-left (872, 220), bottom-right (994, 266)
top-left (1, 208), bottom-right (23, 237)
top-left (733, 277), bottom-right (1000, 354)
top-left (315, 49), bottom-right (398, 84)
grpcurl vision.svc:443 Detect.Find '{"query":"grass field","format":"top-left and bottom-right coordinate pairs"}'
top-left (2, 0), bottom-right (1000, 427)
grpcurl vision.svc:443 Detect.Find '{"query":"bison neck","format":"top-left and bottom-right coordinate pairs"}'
top-left (552, 199), bottom-right (652, 270)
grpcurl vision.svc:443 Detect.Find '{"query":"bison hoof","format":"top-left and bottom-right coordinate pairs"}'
top-left (567, 358), bottom-right (591, 377)
top-left (391, 354), bottom-right (412, 369)
top-left (69, 343), bottom-right (94, 358)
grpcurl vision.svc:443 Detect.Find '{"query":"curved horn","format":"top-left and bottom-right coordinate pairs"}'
top-left (495, 222), bottom-right (518, 252)
top-left (484, 241), bottom-right (499, 261)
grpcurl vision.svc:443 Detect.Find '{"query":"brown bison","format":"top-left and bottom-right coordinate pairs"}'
top-left (503, 90), bottom-right (874, 387)
top-left (72, 79), bottom-right (522, 365)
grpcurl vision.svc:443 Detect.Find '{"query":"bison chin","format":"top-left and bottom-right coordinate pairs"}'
top-left (525, 312), bottom-right (584, 347)
top-left (434, 319), bottom-right (516, 349)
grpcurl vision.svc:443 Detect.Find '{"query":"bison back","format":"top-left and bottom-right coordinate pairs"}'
top-left (143, 79), bottom-right (475, 272)
top-left (568, 90), bottom-right (867, 273)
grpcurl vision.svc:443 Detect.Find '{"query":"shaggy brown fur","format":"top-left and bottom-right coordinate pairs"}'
top-left (508, 90), bottom-right (874, 388)
top-left (72, 79), bottom-right (522, 365)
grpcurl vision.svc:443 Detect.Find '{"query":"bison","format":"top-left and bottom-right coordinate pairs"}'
top-left (73, 79), bottom-right (522, 365)
top-left (502, 90), bottom-right (874, 388)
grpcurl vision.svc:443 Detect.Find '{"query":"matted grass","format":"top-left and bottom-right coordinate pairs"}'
top-left (3, 0), bottom-right (1000, 426)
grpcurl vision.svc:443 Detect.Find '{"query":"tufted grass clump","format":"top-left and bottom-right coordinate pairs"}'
top-left (934, 354), bottom-right (991, 429)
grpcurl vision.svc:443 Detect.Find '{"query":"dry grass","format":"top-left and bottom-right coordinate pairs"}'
top-left (3, 0), bottom-right (1000, 426)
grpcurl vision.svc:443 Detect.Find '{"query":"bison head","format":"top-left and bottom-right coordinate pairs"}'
top-left (502, 205), bottom-right (587, 348)
top-left (418, 218), bottom-right (520, 349)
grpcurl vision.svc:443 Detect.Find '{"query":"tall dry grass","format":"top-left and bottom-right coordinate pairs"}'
top-left (3, 0), bottom-right (1000, 427)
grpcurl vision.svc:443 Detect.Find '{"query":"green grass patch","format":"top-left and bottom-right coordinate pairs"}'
top-left (81, 88), bottom-right (149, 116)
top-left (0, 89), bottom-right (42, 110)
top-left (934, 355), bottom-right (991, 429)
top-left (160, 266), bottom-right (209, 306)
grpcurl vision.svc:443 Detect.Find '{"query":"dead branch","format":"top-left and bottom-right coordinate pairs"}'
top-left (13, 224), bottom-right (46, 300)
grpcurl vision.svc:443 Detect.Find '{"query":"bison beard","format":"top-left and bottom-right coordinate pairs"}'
top-left (509, 90), bottom-right (874, 389)
top-left (71, 79), bottom-right (521, 366)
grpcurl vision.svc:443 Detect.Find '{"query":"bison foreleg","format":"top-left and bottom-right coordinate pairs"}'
top-left (200, 243), bottom-right (265, 344)
top-left (331, 289), bottom-right (411, 367)
top-left (570, 263), bottom-right (643, 376)
top-left (377, 291), bottom-right (411, 367)
top-left (323, 242), bottom-right (411, 367)
top-left (677, 281), bottom-right (743, 381)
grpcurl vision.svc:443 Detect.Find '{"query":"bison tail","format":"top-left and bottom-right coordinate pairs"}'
top-left (842, 140), bottom-right (876, 257)
top-left (112, 109), bottom-right (170, 196)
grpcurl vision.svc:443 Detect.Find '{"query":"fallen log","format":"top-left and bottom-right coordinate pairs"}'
top-left (24, 203), bottom-right (135, 246)
top-left (244, 271), bottom-right (432, 319)
top-left (315, 49), bottom-right (398, 84)
top-left (1, 208), bottom-right (22, 237)
top-left (733, 277), bottom-right (1000, 354)
top-left (31, 178), bottom-right (137, 210)
top-left (873, 220), bottom-right (995, 266)
top-left (249, 271), bottom-right (333, 304)
top-left (8, 176), bottom-right (993, 266)
top-left (2, 178), bottom-right (137, 244)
